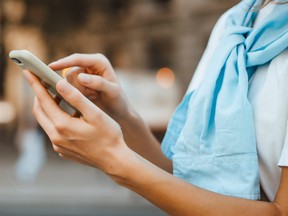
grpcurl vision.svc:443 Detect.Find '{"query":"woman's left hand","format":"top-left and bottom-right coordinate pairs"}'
top-left (23, 69), bottom-right (132, 175)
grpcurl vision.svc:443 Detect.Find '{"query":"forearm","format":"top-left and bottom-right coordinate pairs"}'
top-left (26, 66), bottom-right (285, 216)
top-left (117, 109), bottom-right (172, 173)
top-left (114, 151), bottom-right (283, 216)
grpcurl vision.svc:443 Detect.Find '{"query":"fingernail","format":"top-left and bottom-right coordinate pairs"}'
top-left (57, 80), bottom-right (70, 94)
top-left (48, 61), bottom-right (57, 66)
top-left (48, 60), bottom-right (61, 67)
top-left (78, 73), bottom-right (91, 84)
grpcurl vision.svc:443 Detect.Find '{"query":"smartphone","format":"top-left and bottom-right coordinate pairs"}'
top-left (9, 49), bottom-right (77, 114)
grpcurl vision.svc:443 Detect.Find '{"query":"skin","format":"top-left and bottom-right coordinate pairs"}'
top-left (23, 53), bottom-right (288, 215)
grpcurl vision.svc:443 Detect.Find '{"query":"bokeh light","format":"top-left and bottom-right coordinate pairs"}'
top-left (156, 67), bottom-right (175, 88)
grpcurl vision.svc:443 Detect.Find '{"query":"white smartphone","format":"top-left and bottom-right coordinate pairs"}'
top-left (9, 49), bottom-right (77, 114)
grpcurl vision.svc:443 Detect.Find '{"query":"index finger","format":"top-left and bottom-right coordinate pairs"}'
top-left (48, 53), bottom-right (111, 74)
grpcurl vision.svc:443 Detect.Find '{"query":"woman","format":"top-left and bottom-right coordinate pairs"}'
top-left (23, 0), bottom-right (288, 215)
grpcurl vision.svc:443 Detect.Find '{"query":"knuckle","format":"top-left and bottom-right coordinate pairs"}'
top-left (70, 53), bottom-right (81, 59)
top-left (54, 120), bottom-right (67, 134)
top-left (111, 85), bottom-right (121, 98)
top-left (106, 125), bottom-right (123, 148)
top-left (58, 153), bottom-right (64, 158)
top-left (95, 53), bottom-right (110, 65)
top-left (70, 53), bottom-right (83, 65)
top-left (59, 154), bottom-right (70, 160)
top-left (95, 53), bottom-right (106, 60)
top-left (52, 144), bottom-right (61, 152)
top-left (91, 110), bottom-right (103, 122)
top-left (59, 153), bottom-right (70, 160)
top-left (50, 134), bottom-right (62, 146)
top-left (94, 77), bottom-right (103, 88)
top-left (67, 91), bottom-right (81, 105)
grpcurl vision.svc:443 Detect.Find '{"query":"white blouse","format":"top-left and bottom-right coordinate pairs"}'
top-left (187, 3), bottom-right (288, 201)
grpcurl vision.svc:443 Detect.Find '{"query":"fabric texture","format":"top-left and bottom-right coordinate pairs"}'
top-left (184, 2), bottom-right (288, 201)
top-left (249, 49), bottom-right (288, 201)
top-left (162, 0), bottom-right (288, 200)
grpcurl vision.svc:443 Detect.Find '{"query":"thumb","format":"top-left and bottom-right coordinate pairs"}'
top-left (56, 80), bottom-right (101, 119)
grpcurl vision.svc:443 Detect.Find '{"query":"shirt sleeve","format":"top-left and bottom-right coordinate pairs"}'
top-left (274, 49), bottom-right (288, 167)
top-left (277, 50), bottom-right (288, 167)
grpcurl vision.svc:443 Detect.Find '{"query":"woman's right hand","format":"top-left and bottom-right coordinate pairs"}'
top-left (49, 53), bottom-right (132, 121)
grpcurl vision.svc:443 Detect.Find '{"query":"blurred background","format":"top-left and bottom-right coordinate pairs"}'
top-left (0, 0), bottom-right (238, 215)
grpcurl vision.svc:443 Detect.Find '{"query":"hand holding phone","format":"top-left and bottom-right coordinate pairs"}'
top-left (9, 50), bottom-right (77, 114)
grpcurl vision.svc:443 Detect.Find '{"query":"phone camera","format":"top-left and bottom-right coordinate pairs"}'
top-left (11, 58), bottom-right (22, 64)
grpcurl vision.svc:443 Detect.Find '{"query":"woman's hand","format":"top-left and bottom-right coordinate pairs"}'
top-left (49, 54), bottom-right (132, 121)
top-left (49, 54), bottom-right (172, 172)
top-left (23, 69), bottom-right (133, 176)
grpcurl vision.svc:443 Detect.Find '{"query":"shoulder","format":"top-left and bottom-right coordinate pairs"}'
top-left (205, 9), bottom-right (233, 49)
top-left (186, 9), bottom-right (233, 93)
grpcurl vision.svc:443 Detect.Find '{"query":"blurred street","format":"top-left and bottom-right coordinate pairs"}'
top-left (0, 140), bottom-right (165, 216)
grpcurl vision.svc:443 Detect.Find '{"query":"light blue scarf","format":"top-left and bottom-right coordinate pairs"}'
top-left (162, 0), bottom-right (288, 199)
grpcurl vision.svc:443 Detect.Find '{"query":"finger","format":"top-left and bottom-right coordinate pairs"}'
top-left (53, 144), bottom-right (95, 167)
top-left (56, 80), bottom-right (103, 120)
top-left (77, 73), bottom-right (120, 99)
top-left (33, 98), bottom-right (59, 140)
top-left (52, 143), bottom-right (78, 156)
top-left (23, 70), bottom-right (72, 126)
top-left (65, 67), bottom-right (94, 97)
top-left (49, 53), bottom-right (111, 74)
top-left (65, 67), bottom-right (83, 83)
top-left (57, 152), bottom-right (86, 165)
top-left (24, 70), bottom-right (61, 110)
top-left (58, 153), bottom-right (95, 167)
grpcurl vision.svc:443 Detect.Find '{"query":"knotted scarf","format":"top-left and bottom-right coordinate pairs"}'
top-left (162, 0), bottom-right (288, 199)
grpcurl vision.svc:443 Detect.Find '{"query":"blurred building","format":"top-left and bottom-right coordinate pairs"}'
top-left (0, 0), bottom-right (238, 215)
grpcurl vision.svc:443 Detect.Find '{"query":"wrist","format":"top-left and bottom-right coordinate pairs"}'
top-left (103, 144), bottom-right (141, 185)
top-left (107, 149), bottom-right (172, 197)
top-left (111, 151), bottom-right (146, 188)
top-left (114, 107), bottom-right (138, 130)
